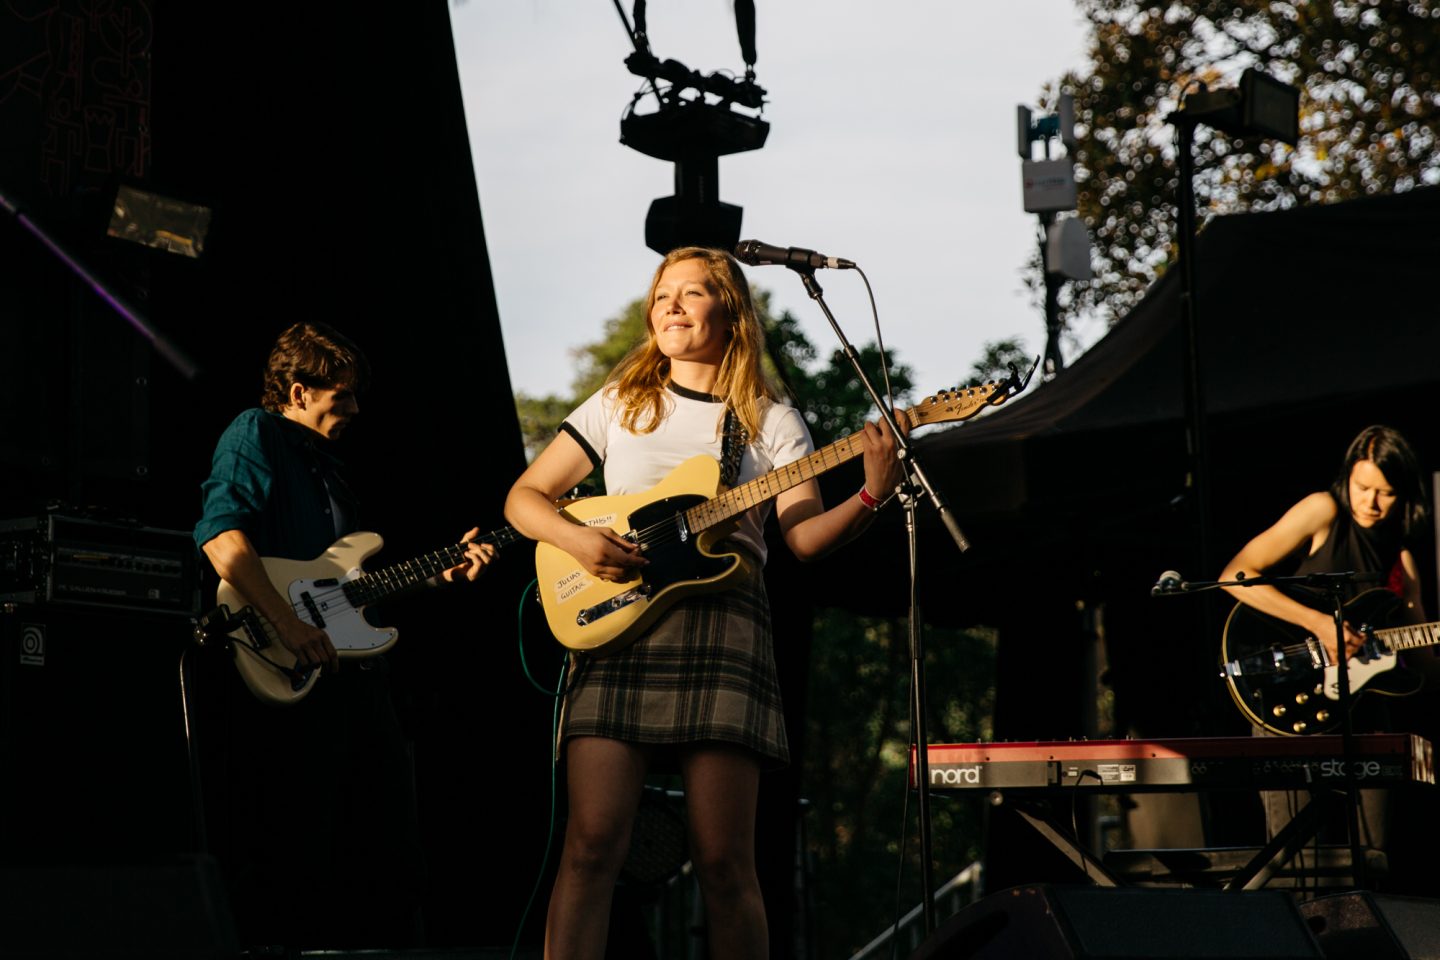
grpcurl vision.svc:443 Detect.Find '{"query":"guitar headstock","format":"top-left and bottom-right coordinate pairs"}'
top-left (904, 357), bottom-right (1039, 429)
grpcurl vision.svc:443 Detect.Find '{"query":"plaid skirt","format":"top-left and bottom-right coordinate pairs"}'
top-left (559, 559), bottom-right (789, 767)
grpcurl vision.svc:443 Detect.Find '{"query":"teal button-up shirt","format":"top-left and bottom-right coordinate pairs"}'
top-left (194, 408), bottom-right (358, 561)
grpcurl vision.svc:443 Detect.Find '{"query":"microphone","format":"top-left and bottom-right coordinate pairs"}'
top-left (1151, 570), bottom-right (1187, 597)
top-left (734, 239), bottom-right (855, 270)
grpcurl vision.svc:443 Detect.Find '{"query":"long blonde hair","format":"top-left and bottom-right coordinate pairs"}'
top-left (608, 247), bottom-right (780, 438)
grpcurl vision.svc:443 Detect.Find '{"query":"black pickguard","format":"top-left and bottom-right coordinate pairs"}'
top-left (628, 495), bottom-right (739, 591)
top-left (1221, 588), bottom-right (1420, 735)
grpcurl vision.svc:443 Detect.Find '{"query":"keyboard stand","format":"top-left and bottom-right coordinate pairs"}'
top-left (1000, 796), bottom-right (1124, 887)
top-left (1004, 789), bottom-right (1374, 891)
top-left (1226, 790), bottom-right (1332, 890)
top-left (1103, 790), bottom-right (1388, 891)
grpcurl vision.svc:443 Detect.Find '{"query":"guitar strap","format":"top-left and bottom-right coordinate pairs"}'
top-left (720, 407), bottom-right (748, 487)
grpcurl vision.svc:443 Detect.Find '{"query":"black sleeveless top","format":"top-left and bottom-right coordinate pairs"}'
top-left (1293, 493), bottom-right (1402, 601)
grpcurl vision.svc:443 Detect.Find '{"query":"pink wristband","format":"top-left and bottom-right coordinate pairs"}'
top-left (858, 487), bottom-right (882, 511)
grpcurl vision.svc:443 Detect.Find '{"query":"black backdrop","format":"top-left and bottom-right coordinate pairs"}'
top-left (1, 1), bottom-right (549, 946)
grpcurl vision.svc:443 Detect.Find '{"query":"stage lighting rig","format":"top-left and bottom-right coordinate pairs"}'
top-left (614, 0), bottom-right (769, 254)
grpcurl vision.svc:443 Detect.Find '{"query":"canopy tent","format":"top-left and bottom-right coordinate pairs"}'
top-left (800, 185), bottom-right (1440, 745)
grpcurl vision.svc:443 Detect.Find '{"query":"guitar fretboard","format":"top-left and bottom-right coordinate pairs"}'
top-left (678, 379), bottom-right (1005, 533)
top-left (344, 527), bottom-right (522, 606)
top-left (686, 432), bottom-right (869, 533)
top-left (1377, 620), bottom-right (1440, 651)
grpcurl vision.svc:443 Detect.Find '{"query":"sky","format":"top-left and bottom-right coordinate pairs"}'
top-left (449, 1), bottom-right (1099, 403)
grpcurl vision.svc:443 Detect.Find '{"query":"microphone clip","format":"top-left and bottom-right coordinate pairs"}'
top-left (1150, 571), bottom-right (1189, 597)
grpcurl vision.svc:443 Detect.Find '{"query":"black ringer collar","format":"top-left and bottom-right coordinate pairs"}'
top-left (667, 381), bottom-right (722, 403)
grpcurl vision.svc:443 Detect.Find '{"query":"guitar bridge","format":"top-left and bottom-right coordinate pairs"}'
top-left (577, 584), bottom-right (654, 627)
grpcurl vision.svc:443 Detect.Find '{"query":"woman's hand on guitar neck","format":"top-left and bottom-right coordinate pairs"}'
top-left (860, 414), bottom-right (906, 504)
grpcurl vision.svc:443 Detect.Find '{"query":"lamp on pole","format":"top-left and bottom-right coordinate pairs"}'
top-left (1166, 68), bottom-right (1299, 593)
top-left (1018, 92), bottom-right (1090, 379)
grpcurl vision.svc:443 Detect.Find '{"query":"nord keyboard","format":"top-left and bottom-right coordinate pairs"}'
top-left (915, 734), bottom-right (1434, 793)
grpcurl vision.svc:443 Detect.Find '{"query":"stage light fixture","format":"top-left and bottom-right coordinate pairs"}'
top-left (615, 5), bottom-right (768, 255)
top-left (1177, 68), bottom-right (1299, 144)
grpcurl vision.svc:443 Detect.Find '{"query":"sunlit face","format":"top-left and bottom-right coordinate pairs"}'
top-left (1348, 459), bottom-right (1398, 528)
top-left (285, 384), bottom-right (359, 440)
top-left (649, 258), bottom-right (731, 367)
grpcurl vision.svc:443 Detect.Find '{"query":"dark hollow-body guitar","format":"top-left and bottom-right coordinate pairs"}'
top-left (1220, 588), bottom-right (1437, 735)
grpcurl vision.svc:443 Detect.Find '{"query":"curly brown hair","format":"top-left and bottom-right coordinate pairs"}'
top-left (259, 322), bottom-right (370, 413)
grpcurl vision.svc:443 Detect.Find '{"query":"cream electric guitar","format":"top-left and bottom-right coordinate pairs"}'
top-left (536, 376), bottom-right (1025, 656)
top-left (205, 527), bottom-right (520, 705)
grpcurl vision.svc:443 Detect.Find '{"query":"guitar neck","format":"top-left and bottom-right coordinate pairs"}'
top-left (345, 526), bottom-right (522, 606)
top-left (678, 379), bottom-right (1015, 533)
top-left (686, 424), bottom-right (881, 533)
top-left (1376, 620), bottom-right (1440, 652)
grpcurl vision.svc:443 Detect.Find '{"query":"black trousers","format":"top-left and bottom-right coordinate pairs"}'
top-left (198, 653), bottom-right (425, 949)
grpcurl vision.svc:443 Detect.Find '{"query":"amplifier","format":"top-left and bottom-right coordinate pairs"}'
top-left (0, 513), bottom-right (199, 616)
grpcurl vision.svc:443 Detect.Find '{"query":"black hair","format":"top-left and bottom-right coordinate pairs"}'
top-left (1330, 424), bottom-right (1429, 543)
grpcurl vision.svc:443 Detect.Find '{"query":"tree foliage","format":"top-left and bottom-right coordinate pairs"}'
top-left (968, 336), bottom-right (1034, 387)
top-left (804, 614), bottom-right (997, 957)
top-left (1042, 0), bottom-right (1440, 330)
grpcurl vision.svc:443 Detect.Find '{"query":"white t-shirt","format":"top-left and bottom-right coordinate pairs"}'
top-left (561, 383), bottom-right (814, 564)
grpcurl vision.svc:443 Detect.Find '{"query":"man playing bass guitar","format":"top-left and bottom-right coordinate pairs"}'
top-left (194, 321), bottom-right (494, 949)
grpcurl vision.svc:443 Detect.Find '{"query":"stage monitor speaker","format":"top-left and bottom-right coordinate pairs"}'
top-left (1299, 891), bottom-right (1440, 959)
top-left (0, 606), bottom-right (194, 864)
top-left (0, 856), bottom-right (238, 959)
top-left (912, 884), bottom-right (1322, 959)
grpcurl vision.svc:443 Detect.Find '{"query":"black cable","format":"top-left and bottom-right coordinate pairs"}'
top-left (610, 0), bottom-right (637, 47)
top-left (1060, 770), bottom-right (1131, 886)
top-left (854, 266), bottom-right (895, 411)
top-left (516, 577), bottom-right (585, 697)
top-left (735, 0), bottom-right (756, 68)
top-left (510, 657), bottom-right (569, 960)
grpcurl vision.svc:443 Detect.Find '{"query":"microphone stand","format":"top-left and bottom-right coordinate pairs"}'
top-left (787, 265), bottom-right (975, 935)
top-left (1161, 569), bottom-right (1380, 888)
